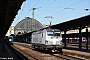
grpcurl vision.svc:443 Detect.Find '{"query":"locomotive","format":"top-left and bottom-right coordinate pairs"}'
top-left (31, 29), bottom-right (62, 53)
top-left (5, 36), bottom-right (14, 45)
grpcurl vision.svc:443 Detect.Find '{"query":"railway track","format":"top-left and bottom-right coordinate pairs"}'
top-left (51, 54), bottom-right (85, 60)
top-left (12, 45), bottom-right (39, 60)
top-left (6, 44), bottom-right (29, 60)
top-left (67, 44), bottom-right (90, 50)
top-left (12, 42), bottom-right (89, 60)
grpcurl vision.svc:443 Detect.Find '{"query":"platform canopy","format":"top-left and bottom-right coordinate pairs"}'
top-left (0, 0), bottom-right (25, 38)
top-left (51, 15), bottom-right (90, 31)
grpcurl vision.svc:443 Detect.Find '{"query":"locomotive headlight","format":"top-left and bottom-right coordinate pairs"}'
top-left (56, 46), bottom-right (59, 48)
top-left (9, 39), bottom-right (12, 41)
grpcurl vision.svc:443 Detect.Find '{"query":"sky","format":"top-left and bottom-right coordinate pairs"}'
top-left (12, 0), bottom-right (90, 26)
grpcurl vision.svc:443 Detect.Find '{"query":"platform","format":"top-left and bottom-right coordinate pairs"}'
top-left (0, 40), bottom-right (19, 60)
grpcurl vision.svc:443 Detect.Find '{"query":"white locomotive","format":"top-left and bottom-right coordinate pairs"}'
top-left (31, 29), bottom-right (62, 53)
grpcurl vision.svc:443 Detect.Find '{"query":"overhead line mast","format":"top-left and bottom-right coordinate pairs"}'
top-left (31, 7), bottom-right (41, 31)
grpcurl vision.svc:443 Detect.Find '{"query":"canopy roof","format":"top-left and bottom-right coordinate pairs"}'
top-left (51, 15), bottom-right (90, 31)
top-left (0, 0), bottom-right (25, 38)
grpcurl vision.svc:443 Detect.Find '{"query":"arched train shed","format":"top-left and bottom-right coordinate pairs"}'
top-left (14, 17), bottom-right (44, 35)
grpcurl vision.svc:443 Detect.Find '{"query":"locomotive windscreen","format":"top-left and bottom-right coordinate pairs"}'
top-left (47, 29), bottom-right (60, 32)
top-left (47, 32), bottom-right (60, 36)
top-left (47, 29), bottom-right (60, 36)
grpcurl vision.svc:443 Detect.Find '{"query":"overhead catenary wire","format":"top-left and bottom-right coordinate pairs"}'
top-left (37, 0), bottom-right (56, 17)
top-left (15, 0), bottom-right (41, 22)
top-left (13, 0), bottom-right (41, 29)
top-left (37, 0), bottom-right (84, 23)
top-left (51, 0), bottom-right (84, 16)
top-left (18, 0), bottom-right (84, 19)
top-left (14, 0), bottom-right (85, 25)
top-left (25, 0), bottom-right (41, 16)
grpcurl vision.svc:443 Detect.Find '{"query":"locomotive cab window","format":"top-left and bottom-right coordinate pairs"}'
top-left (47, 32), bottom-right (60, 36)
top-left (54, 32), bottom-right (60, 36)
top-left (47, 32), bottom-right (53, 36)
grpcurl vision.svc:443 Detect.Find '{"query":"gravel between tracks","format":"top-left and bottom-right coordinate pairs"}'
top-left (63, 49), bottom-right (90, 59)
top-left (13, 42), bottom-right (90, 60)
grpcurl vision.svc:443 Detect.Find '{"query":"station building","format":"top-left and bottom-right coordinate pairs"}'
top-left (6, 17), bottom-right (44, 36)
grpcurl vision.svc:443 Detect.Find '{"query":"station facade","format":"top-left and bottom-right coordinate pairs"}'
top-left (6, 17), bottom-right (44, 36)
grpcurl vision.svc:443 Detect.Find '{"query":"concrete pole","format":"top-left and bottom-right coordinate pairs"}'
top-left (32, 8), bottom-right (36, 31)
top-left (86, 28), bottom-right (88, 50)
top-left (64, 30), bottom-right (66, 48)
top-left (79, 27), bottom-right (82, 50)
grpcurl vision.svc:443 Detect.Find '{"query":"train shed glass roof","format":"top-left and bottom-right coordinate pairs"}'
top-left (14, 17), bottom-right (44, 35)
